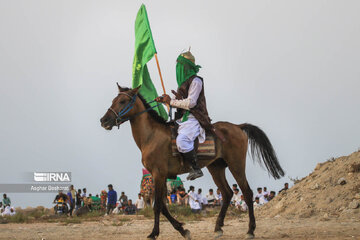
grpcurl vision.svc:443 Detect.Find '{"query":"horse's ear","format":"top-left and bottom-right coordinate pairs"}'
top-left (132, 85), bottom-right (141, 94)
top-left (117, 82), bottom-right (126, 92)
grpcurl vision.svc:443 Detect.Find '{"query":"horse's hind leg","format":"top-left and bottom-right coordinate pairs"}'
top-left (160, 183), bottom-right (191, 239)
top-left (227, 163), bottom-right (256, 238)
top-left (207, 159), bottom-right (233, 235)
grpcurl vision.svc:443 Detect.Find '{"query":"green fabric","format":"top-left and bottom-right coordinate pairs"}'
top-left (2, 197), bottom-right (11, 206)
top-left (132, 4), bottom-right (168, 120)
top-left (175, 55), bottom-right (201, 122)
top-left (166, 177), bottom-right (183, 189)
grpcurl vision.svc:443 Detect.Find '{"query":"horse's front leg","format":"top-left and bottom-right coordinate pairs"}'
top-left (147, 172), bottom-right (165, 239)
top-left (160, 182), bottom-right (191, 239)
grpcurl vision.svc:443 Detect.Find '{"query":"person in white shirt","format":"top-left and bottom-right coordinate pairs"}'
top-left (206, 189), bottom-right (216, 207)
top-left (231, 188), bottom-right (241, 206)
top-left (215, 189), bottom-right (222, 206)
top-left (9, 207), bottom-right (16, 216)
top-left (1, 206), bottom-right (11, 216)
top-left (155, 50), bottom-right (225, 181)
top-left (253, 197), bottom-right (263, 209)
top-left (235, 195), bottom-right (248, 212)
top-left (255, 187), bottom-right (268, 205)
top-left (135, 193), bottom-right (145, 210)
top-left (112, 201), bottom-right (122, 214)
top-left (255, 187), bottom-right (263, 199)
top-left (188, 186), bottom-right (201, 213)
top-left (263, 187), bottom-right (269, 197)
top-left (197, 188), bottom-right (208, 209)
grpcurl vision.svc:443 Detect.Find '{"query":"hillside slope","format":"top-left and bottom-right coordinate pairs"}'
top-left (256, 151), bottom-right (360, 220)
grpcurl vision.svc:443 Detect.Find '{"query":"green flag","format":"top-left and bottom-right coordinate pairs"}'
top-left (132, 4), bottom-right (168, 120)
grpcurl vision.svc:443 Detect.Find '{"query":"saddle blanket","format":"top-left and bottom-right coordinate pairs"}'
top-left (171, 134), bottom-right (216, 158)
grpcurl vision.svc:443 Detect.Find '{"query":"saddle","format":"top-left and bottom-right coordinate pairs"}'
top-left (171, 126), bottom-right (216, 159)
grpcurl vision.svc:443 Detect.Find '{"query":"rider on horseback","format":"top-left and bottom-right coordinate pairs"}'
top-left (156, 50), bottom-right (214, 181)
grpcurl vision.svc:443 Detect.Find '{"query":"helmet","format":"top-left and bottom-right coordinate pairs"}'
top-left (180, 50), bottom-right (195, 64)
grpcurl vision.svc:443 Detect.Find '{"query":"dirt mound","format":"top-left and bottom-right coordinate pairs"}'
top-left (256, 151), bottom-right (360, 220)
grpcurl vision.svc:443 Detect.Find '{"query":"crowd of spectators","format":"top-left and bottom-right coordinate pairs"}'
top-left (52, 184), bottom-right (143, 217)
top-left (1, 182), bottom-right (290, 218)
top-left (165, 182), bottom-right (290, 213)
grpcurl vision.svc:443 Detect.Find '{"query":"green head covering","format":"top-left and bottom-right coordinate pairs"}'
top-left (176, 54), bottom-right (201, 87)
top-left (175, 53), bottom-right (201, 122)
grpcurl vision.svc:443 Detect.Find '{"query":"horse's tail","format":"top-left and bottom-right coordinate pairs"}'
top-left (238, 123), bottom-right (285, 179)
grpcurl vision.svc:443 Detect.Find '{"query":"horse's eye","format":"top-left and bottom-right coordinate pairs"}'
top-left (120, 100), bottom-right (126, 104)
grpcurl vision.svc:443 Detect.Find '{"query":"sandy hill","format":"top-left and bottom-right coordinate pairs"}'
top-left (256, 150), bottom-right (360, 220)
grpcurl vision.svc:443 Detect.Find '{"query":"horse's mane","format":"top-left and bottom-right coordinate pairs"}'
top-left (121, 88), bottom-right (170, 126)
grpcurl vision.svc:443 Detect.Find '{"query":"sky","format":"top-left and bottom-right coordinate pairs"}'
top-left (0, 0), bottom-right (359, 208)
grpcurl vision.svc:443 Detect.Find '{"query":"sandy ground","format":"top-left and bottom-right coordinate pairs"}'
top-left (0, 216), bottom-right (359, 240)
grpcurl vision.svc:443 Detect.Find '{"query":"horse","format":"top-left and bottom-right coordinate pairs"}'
top-left (100, 84), bottom-right (285, 239)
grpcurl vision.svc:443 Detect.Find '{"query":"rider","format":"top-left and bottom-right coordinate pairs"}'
top-left (156, 50), bottom-right (214, 180)
top-left (53, 190), bottom-right (68, 203)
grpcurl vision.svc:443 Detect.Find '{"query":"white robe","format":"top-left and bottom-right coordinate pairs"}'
top-left (171, 77), bottom-right (206, 153)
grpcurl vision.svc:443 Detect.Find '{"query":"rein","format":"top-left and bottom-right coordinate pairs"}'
top-left (108, 93), bottom-right (164, 128)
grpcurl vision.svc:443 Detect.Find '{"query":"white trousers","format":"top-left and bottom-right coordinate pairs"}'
top-left (176, 115), bottom-right (206, 153)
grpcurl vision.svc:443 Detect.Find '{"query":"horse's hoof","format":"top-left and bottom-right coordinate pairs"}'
top-left (184, 229), bottom-right (191, 240)
top-left (214, 230), bottom-right (223, 239)
top-left (147, 234), bottom-right (157, 240)
top-left (245, 233), bottom-right (255, 239)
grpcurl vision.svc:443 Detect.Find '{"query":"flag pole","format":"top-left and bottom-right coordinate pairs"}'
top-left (154, 53), bottom-right (170, 111)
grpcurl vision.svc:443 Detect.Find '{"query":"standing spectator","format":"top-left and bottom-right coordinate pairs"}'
top-left (119, 192), bottom-right (128, 208)
top-left (124, 199), bottom-right (137, 215)
top-left (178, 187), bottom-right (188, 205)
top-left (82, 188), bottom-right (87, 198)
top-left (135, 193), bottom-right (145, 211)
top-left (206, 189), bottom-right (216, 207)
top-left (2, 194), bottom-right (11, 207)
top-left (231, 188), bottom-right (241, 205)
top-left (70, 185), bottom-right (76, 204)
top-left (107, 184), bottom-right (117, 215)
top-left (75, 189), bottom-right (82, 211)
top-left (188, 186), bottom-right (201, 213)
top-left (67, 186), bottom-right (75, 216)
top-left (169, 189), bottom-right (177, 204)
top-left (215, 188), bottom-right (222, 206)
top-left (279, 183), bottom-right (289, 193)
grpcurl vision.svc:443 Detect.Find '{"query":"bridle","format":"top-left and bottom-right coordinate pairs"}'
top-left (108, 92), bottom-right (165, 128)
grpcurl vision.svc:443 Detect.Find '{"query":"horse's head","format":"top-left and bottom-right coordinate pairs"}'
top-left (100, 83), bottom-right (141, 130)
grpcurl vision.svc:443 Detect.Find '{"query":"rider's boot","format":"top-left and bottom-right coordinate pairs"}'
top-left (182, 149), bottom-right (203, 180)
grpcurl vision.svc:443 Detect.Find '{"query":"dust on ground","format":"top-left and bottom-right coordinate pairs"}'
top-left (0, 216), bottom-right (359, 240)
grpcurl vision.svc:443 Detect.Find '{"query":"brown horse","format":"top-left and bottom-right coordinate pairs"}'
top-left (100, 85), bottom-right (284, 239)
